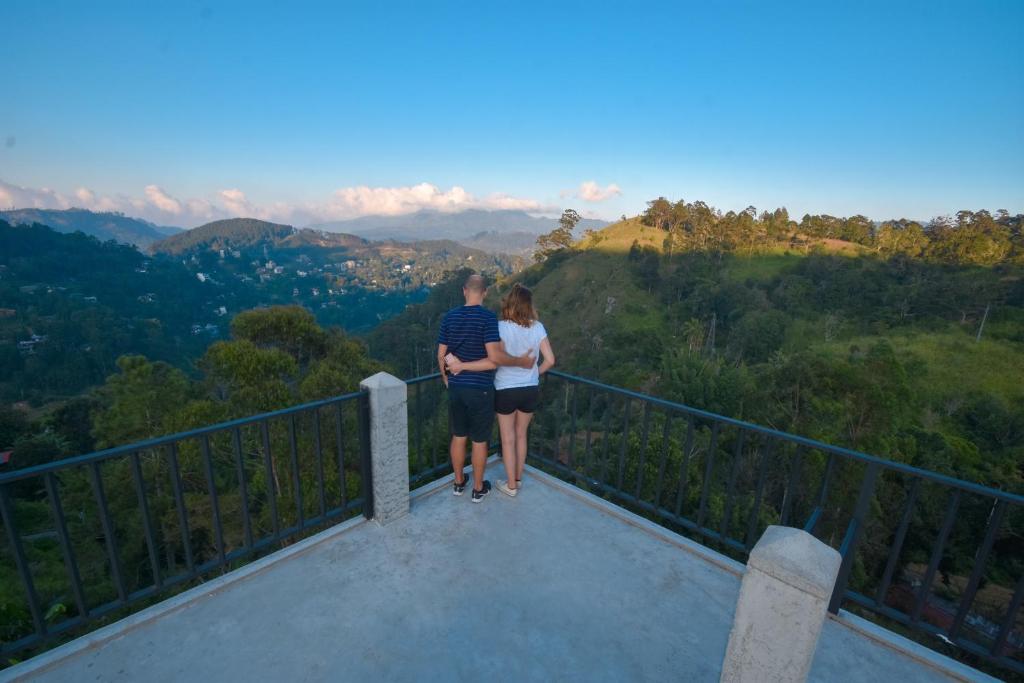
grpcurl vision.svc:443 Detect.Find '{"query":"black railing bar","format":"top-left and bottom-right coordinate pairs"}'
top-left (44, 472), bottom-right (89, 619)
top-left (415, 381), bottom-right (423, 473)
top-left (992, 573), bottom-right (1024, 657)
top-left (875, 478), bottom-right (922, 605)
top-left (288, 414), bottom-right (305, 527)
top-left (721, 430), bottom-right (745, 540)
top-left (844, 590), bottom-right (1024, 675)
top-left (673, 416), bottom-right (695, 518)
top-left (0, 391), bottom-right (367, 484)
top-left (581, 386), bottom-right (595, 477)
top-left (911, 489), bottom-right (962, 622)
top-left (260, 420), bottom-right (281, 538)
top-left (89, 461), bottom-right (128, 603)
top-left (232, 427), bottom-right (254, 550)
top-left (200, 435), bottom-right (226, 567)
top-left (130, 452), bottom-right (163, 591)
top-left (335, 402), bottom-right (349, 510)
top-left (598, 397), bottom-right (613, 485)
top-left (433, 381), bottom-right (444, 470)
top-left (615, 398), bottom-right (632, 490)
top-left (634, 402), bottom-right (654, 500)
top-left (167, 442), bottom-right (195, 574)
top-left (0, 484), bottom-right (45, 637)
top-left (404, 373), bottom-right (442, 385)
top-left (358, 393), bottom-right (374, 520)
top-left (815, 452), bottom-right (836, 508)
top-left (696, 422), bottom-right (720, 529)
top-left (745, 439), bottom-right (773, 550)
top-left (567, 382), bottom-right (579, 468)
top-left (546, 371), bottom-right (1024, 505)
top-left (532, 453), bottom-right (748, 554)
top-left (780, 447), bottom-right (804, 526)
top-left (804, 507), bottom-right (823, 535)
top-left (829, 463), bottom-right (880, 613)
top-left (551, 384), bottom-right (565, 470)
top-left (313, 409), bottom-right (327, 520)
top-left (949, 500), bottom-right (1007, 640)
top-left (652, 413), bottom-right (673, 510)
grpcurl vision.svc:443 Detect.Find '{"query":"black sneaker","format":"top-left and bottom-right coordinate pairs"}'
top-left (453, 474), bottom-right (469, 496)
top-left (471, 480), bottom-right (492, 504)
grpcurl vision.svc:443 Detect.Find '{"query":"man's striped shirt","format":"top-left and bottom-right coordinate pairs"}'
top-left (438, 305), bottom-right (500, 388)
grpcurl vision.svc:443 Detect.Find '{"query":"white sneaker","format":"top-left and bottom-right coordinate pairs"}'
top-left (497, 480), bottom-right (518, 497)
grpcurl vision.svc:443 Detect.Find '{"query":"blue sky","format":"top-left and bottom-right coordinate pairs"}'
top-left (1, 0), bottom-right (1022, 228)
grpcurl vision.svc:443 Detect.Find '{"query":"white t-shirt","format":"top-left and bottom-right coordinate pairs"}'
top-left (494, 319), bottom-right (548, 390)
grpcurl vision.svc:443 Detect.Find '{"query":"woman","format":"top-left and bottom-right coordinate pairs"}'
top-left (446, 283), bottom-right (555, 496)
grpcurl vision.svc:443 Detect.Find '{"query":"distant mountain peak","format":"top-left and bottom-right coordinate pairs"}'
top-left (306, 208), bottom-right (608, 251)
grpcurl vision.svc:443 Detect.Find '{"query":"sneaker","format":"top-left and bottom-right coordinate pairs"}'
top-left (453, 474), bottom-right (469, 496)
top-left (471, 480), bottom-right (492, 503)
top-left (497, 480), bottom-right (518, 497)
top-left (516, 478), bottom-right (523, 490)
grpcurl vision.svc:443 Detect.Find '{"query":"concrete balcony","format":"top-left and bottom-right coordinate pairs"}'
top-left (3, 460), bottom-right (990, 683)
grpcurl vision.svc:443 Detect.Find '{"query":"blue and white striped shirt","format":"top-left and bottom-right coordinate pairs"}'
top-left (438, 305), bottom-right (500, 388)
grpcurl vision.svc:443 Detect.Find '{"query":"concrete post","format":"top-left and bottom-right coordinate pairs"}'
top-left (359, 372), bottom-right (409, 525)
top-left (720, 525), bottom-right (841, 683)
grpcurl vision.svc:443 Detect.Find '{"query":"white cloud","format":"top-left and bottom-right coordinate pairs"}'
top-left (577, 181), bottom-right (622, 203)
top-left (144, 185), bottom-right (183, 214)
top-left (0, 180), bottom-right (71, 210)
top-left (326, 183), bottom-right (473, 218)
top-left (218, 188), bottom-right (253, 216)
top-left (320, 182), bottom-right (549, 219)
top-left (1, 178), bottom-right (552, 228)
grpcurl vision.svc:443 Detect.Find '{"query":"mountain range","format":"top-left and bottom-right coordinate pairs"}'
top-left (0, 208), bottom-right (181, 249)
top-left (2, 207), bottom-right (608, 256)
top-left (308, 208), bottom-right (608, 249)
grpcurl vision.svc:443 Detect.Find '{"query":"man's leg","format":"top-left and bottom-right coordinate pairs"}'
top-left (450, 435), bottom-right (468, 484)
top-left (471, 440), bottom-right (489, 491)
top-left (468, 387), bottom-right (495, 493)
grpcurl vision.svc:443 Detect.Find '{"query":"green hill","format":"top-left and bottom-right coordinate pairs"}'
top-left (368, 215), bottom-right (1024, 492)
top-left (153, 217), bottom-right (298, 254)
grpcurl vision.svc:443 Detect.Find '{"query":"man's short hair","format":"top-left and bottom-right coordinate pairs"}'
top-left (463, 274), bottom-right (486, 293)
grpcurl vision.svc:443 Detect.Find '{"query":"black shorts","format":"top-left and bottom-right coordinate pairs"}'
top-left (448, 385), bottom-right (494, 443)
top-left (495, 386), bottom-right (540, 415)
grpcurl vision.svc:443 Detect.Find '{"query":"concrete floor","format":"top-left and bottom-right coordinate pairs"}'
top-left (6, 465), bottom-right (985, 682)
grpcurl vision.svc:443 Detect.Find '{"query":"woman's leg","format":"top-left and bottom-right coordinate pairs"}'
top-left (497, 412), bottom-right (518, 487)
top-left (513, 410), bottom-right (533, 483)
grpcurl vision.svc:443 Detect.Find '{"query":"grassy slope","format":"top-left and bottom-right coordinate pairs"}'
top-left (817, 327), bottom-right (1024, 402)
top-left (502, 218), bottom-right (1023, 405)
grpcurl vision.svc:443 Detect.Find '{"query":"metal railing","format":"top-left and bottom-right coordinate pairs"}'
top-left (404, 373), bottom-right (500, 487)
top-left (0, 390), bottom-right (372, 657)
top-left (529, 370), bottom-right (1023, 675)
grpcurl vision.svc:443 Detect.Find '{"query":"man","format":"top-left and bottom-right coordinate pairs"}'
top-left (437, 274), bottom-right (532, 503)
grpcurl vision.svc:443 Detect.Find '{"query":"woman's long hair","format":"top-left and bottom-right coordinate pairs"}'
top-left (501, 282), bottom-right (536, 327)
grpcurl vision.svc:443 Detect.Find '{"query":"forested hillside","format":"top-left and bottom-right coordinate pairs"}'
top-left (0, 220), bottom-right (230, 403)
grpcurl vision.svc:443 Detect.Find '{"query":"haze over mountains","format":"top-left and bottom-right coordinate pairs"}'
top-left (2, 207), bottom-right (608, 256)
top-left (309, 208), bottom-right (608, 252)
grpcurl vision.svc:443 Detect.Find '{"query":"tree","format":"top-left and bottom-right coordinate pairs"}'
top-left (92, 355), bottom-right (193, 448)
top-left (534, 209), bottom-right (582, 262)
